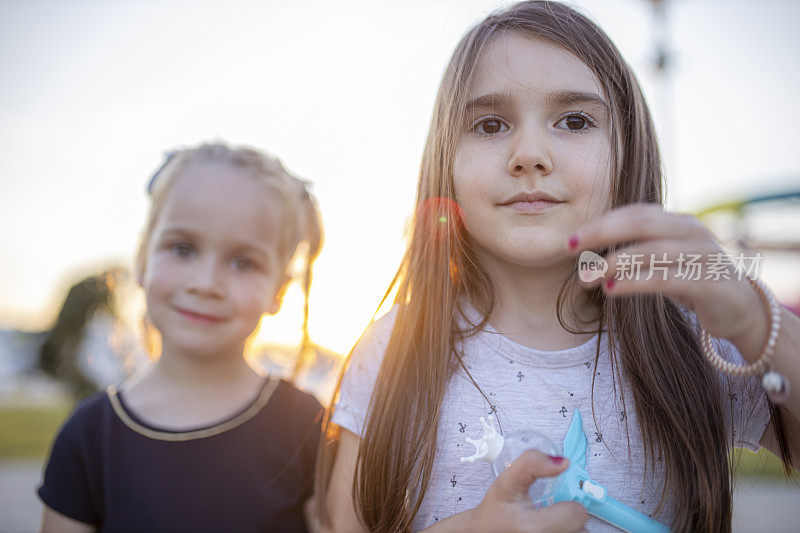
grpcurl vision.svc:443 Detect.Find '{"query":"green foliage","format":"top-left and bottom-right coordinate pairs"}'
top-left (38, 269), bottom-right (121, 398)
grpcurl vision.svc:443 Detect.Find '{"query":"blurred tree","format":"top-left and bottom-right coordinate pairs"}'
top-left (38, 269), bottom-right (122, 398)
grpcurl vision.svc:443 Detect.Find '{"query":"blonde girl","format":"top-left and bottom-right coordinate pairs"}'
top-left (318, 2), bottom-right (799, 532)
top-left (39, 143), bottom-right (324, 532)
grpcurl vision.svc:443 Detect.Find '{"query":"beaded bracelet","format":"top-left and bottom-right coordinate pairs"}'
top-left (700, 276), bottom-right (790, 404)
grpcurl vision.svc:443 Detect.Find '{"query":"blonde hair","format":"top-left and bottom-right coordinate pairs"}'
top-left (318, 2), bottom-right (795, 532)
top-left (137, 142), bottom-right (324, 376)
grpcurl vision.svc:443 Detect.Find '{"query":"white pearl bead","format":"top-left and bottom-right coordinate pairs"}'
top-left (762, 371), bottom-right (791, 405)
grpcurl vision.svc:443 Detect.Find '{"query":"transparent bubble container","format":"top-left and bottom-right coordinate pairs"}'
top-left (489, 429), bottom-right (560, 508)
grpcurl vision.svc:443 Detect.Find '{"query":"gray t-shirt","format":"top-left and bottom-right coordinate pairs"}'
top-left (332, 305), bottom-right (770, 532)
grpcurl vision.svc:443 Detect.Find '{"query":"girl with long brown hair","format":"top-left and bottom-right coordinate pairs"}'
top-left (318, 2), bottom-right (800, 531)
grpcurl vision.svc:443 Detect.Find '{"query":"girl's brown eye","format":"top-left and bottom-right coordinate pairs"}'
top-left (565, 115), bottom-right (586, 130)
top-left (476, 118), bottom-right (506, 135)
top-left (555, 113), bottom-right (594, 132)
top-left (482, 119), bottom-right (502, 134)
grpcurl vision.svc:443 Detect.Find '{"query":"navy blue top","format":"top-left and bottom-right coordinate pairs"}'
top-left (38, 377), bottom-right (323, 532)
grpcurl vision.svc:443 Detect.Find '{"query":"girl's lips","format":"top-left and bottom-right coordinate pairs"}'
top-left (173, 307), bottom-right (224, 324)
top-left (504, 200), bottom-right (562, 213)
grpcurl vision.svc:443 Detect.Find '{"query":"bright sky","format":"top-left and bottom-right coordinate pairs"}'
top-left (1, 0), bottom-right (799, 354)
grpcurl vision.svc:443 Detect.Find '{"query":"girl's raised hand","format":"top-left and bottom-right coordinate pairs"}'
top-left (465, 450), bottom-right (588, 532)
top-left (568, 203), bottom-right (765, 351)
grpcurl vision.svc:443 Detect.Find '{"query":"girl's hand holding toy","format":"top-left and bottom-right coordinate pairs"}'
top-left (463, 449), bottom-right (588, 533)
top-left (462, 412), bottom-right (669, 533)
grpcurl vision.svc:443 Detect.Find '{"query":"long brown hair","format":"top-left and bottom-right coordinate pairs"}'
top-left (318, 2), bottom-right (795, 531)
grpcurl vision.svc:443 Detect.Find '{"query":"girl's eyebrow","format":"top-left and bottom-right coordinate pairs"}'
top-left (465, 91), bottom-right (514, 111)
top-left (159, 227), bottom-right (195, 239)
top-left (233, 242), bottom-right (274, 260)
top-left (547, 90), bottom-right (609, 113)
top-left (465, 90), bottom-right (609, 113)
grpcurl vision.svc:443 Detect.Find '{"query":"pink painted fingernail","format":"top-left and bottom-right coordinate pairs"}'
top-left (604, 278), bottom-right (615, 290)
top-left (548, 455), bottom-right (565, 464)
top-left (568, 235), bottom-right (579, 250)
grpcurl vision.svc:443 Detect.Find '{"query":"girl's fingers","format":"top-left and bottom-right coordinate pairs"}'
top-left (601, 269), bottom-right (738, 305)
top-left (568, 204), bottom-right (707, 253)
top-left (491, 449), bottom-right (569, 502)
top-left (585, 241), bottom-right (726, 288)
top-left (527, 501), bottom-right (589, 532)
top-left (598, 265), bottom-right (761, 341)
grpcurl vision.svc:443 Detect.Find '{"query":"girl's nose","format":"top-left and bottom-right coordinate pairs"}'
top-left (186, 257), bottom-right (225, 298)
top-left (507, 123), bottom-right (553, 177)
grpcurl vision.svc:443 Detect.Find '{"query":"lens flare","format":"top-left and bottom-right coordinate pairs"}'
top-left (417, 197), bottom-right (464, 240)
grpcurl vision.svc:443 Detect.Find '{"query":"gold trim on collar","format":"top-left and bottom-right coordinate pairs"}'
top-left (107, 377), bottom-right (278, 442)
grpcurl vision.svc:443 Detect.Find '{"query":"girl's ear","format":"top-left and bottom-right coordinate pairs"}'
top-left (267, 296), bottom-right (281, 315)
top-left (135, 248), bottom-right (147, 287)
top-left (266, 275), bottom-right (291, 315)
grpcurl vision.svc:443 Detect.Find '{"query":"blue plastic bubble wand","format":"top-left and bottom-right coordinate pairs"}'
top-left (460, 409), bottom-right (669, 533)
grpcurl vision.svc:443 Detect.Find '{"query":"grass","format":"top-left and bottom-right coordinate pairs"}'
top-left (0, 405), bottom-right (73, 458)
top-left (731, 447), bottom-right (798, 479)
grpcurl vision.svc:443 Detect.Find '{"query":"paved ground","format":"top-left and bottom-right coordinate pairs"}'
top-left (731, 476), bottom-right (800, 532)
top-left (2, 459), bottom-right (798, 532)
